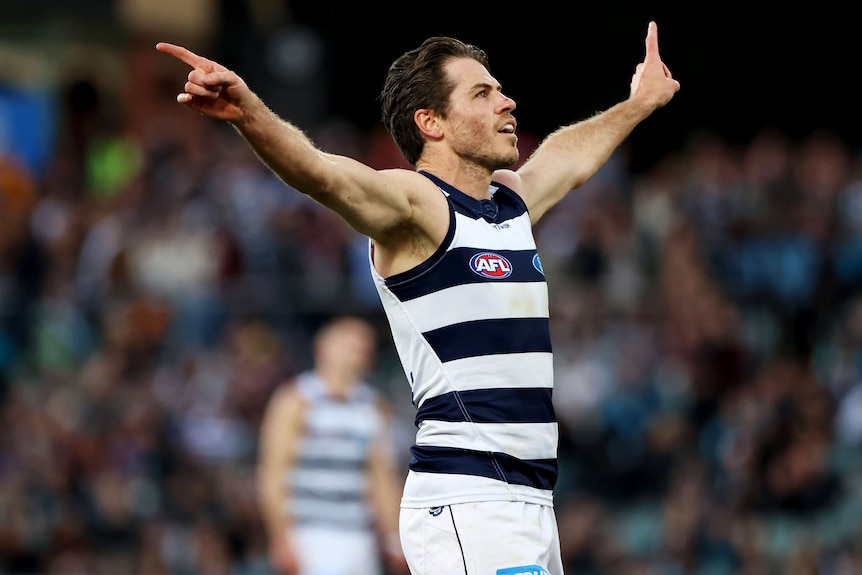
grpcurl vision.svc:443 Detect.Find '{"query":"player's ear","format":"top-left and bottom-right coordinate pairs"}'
top-left (414, 109), bottom-right (442, 139)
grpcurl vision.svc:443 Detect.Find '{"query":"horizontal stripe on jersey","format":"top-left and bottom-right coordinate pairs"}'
top-left (416, 388), bottom-right (555, 424)
top-left (297, 437), bottom-right (371, 465)
top-left (286, 498), bottom-right (371, 531)
top-left (409, 445), bottom-right (557, 491)
top-left (399, 281), bottom-right (549, 333)
top-left (291, 468), bottom-right (368, 494)
top-left (424, 317), bottom-right (551, 363)
top-left (414, 420), bottom-right (558, 460)
top-left (387, 248), bottom-right (545, 300)
top-left (413, 352), bottom-right (553, 408)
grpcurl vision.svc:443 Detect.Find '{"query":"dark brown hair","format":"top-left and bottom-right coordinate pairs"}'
top-left (379, 37), bottom-right (489, 166)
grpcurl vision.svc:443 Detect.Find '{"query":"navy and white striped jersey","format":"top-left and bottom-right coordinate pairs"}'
top-left (286, 371), bottom-right (384, 529)
top-left (370, 171), bottom-right (557, 508)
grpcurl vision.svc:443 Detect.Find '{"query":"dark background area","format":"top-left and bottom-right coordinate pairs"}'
top-left (224, 1), bottom-right (861, 174)
top-left (3, 1), bottom-right (859, 173)
top-left (254, 2), bottom-right (860, 169)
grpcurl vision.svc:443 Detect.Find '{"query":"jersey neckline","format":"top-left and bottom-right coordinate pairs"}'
top-left (419, 170), bottom-right (500, 222)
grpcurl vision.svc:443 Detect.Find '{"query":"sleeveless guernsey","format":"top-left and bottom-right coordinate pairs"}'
top-left (287, 371), bottom-right (384, 529)
top-left (369, 171), bottom-right (557, 508)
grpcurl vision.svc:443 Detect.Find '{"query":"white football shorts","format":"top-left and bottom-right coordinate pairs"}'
top-left (399, 501), bottom-right (563, 575)
top-left (292, 526), bottom-right (383, 575)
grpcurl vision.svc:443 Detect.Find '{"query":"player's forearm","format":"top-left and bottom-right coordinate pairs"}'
top-left (257, 468), bottom-right (290, 539)
top-left (260, 497), bottom-right (287, 537)
top-left (369, 466), bottom-right (402, 544)
top-left (544, 98), bottom-right (652, 188)
top-left (230, 97), bottom-right (332, 195)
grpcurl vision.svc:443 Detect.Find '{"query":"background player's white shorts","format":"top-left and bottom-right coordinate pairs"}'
top-left (292, 526), bottom-right (382, 575)
top-left (399, 501), bottom-right (563, 575)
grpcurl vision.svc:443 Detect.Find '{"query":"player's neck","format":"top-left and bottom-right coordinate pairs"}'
top-left (318, 367), bottom-right (357, 400)
top-left (416, 159), bottom-right (493, 200)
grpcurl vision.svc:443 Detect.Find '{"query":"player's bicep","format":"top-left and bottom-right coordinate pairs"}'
top-left (512, 148), bottom-right (583, 223)
top-left (259, 387), bottom-right (305, 469)
top-left (314, 156), bottom-right (415, 239)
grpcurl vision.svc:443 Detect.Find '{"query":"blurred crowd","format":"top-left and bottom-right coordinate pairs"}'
top-left (2, 41), bottom-right (862, 575)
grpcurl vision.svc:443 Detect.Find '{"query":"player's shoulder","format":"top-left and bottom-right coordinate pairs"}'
top-left (490, 169), bottom-right (523, 194)
top-left (379, 167), bottom-right (450, 217)
top-left (268, 378), bottom-right (308, 411)
top-left (380, 167), bottom-right (441, 191)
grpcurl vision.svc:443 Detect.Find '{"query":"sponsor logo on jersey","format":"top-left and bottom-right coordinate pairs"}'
top-left (532, 253), bottom-right (544, 275)
top-left (470, 252), bottom-right (513, 279)
top-left (496, 565), bottom-right (550, 575)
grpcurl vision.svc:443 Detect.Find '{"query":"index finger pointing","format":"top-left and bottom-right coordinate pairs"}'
top-left (645, 21), bottom-right (660, 60)
top-left (155, 42), bottom-right (208, 69)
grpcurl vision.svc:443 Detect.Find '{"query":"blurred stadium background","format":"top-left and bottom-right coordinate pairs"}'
top-left (1, 1), bottom-right (861, 574)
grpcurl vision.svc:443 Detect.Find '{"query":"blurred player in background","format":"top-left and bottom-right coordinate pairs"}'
top-left (257, 315), bottom-right (407, 575)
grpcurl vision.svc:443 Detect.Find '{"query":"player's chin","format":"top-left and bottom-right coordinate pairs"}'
top-left (501, 148), bottom-right (520, 168)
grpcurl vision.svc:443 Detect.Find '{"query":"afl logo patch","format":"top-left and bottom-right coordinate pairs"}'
top-left (470, 252), bottom-right (512, 278)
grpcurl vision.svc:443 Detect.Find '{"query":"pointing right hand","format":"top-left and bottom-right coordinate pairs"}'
top-left (156, 42), bottom-right (251, 122)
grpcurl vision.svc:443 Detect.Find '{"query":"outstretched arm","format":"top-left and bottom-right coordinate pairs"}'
top-left (510, 21), bottom-right (680, 222)
top-left (155, 43), bottom-right (427, 243)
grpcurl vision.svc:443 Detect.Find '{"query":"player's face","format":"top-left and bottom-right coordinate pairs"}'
top-left (442, 58), bottom-right (519, 170)
top-left (323, 319), bottom-right (376, 377)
